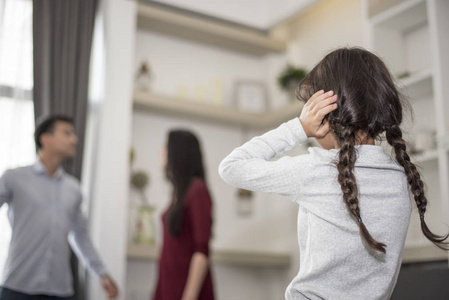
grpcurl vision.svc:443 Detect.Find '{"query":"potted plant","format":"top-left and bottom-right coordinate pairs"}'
top-left (129, 148), bottom-right (155, 245)
top-left (277, 64), bottom-right (307, 101)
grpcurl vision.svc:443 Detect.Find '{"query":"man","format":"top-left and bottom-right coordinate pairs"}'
top-left (0, 115), bottom-right (118, 300)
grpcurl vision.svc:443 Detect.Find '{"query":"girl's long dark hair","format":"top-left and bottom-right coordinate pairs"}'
top-left (297, 47), bottom-right (449, 253)
top-left (165, 130), bottom-right (205, 236)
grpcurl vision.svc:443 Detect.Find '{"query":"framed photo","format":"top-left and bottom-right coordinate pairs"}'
top-left (234, 81), bottom-right (268, 113)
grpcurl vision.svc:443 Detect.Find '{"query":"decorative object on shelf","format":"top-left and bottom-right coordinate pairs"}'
top-left (409, 127), bottom-right (437, 154)
top-left (135, 61), bottom-right (153, 93)
top-left (277, 64), bottom-right (307, 101)
top-left (194, 84), bottom-right (207, 102)
top-left (133, 204), bottom-right (156, 245)
top-left (129, 148), bottom-right (156, 245)
top-left (176, 85), bottom-right (190, 99)
top-left (131, 171), bottom-right (150, 192)
top-left (397, 71), bottom-right (411, 79)
top-left (234, 80), bottom-right (268, 113)
top-left (212, 77), bottom-right (224, 106)
top-left (236, 188), bottom-right (253, 216)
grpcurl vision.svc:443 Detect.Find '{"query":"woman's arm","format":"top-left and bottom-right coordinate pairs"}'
top-left (183, 181), bottom-right (213, 300)
top-left (181, 252), bottom-right (209, 300)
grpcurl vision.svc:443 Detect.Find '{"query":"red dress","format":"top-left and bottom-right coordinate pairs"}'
top-left (153, 179), bottom-right (215, 300)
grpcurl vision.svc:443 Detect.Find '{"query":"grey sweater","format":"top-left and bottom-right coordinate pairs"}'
top-left (219, 118), bottom-right (411, 300)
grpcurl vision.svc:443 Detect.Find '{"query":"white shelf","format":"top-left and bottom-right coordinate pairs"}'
top-left (133, 92), bottom-right (304, 129)
top-left (411, 149), bottom-right (438, 164)
top-left (397, 69), bottom-right (433, 99)
top-left (127, 243), bottom-right (159, 259)
top-left (402, 241), bottom-right (448, 263)
top-left (371, 0), bottom-right (427, 31)
top-left (127, 244), bottom-right (292, 267)
top-left (366, 0), bottom-right (449, 265)
top-left (438, 135), bottom-right (449, 150)
top-left (136, 3), bottom-right (286, 56)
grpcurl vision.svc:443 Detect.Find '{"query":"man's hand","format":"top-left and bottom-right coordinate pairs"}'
top-left (101, 274), bottom-right (119, 299)
top-left (299, 90), bottom-right (338, 138)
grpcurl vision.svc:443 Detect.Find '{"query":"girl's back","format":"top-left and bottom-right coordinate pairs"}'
top-left (288, 145), bottom-right (411, 299)
top-left (219, 117), bottom-right (411, 299)
top-left (219, 47), bottom-right (448, 300)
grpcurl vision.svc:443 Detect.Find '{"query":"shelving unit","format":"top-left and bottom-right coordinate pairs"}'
top-left (370, 0), bottom-right (427, 29)
top-left (369, 0), bottom-right (430, 77)
top-left (130, 1), bottom-right (296, 272)
top-left (127, 244), bottom-right (291, 267)
top-left (411, 149), bottom-right (438, 164)
top-left (397, 69), bottom-right (433, 99)
top-left (134, 92), bottom-right (304, 129)
top-left (402, 241), bottom-right (448, 263)
top-left (137, 2), bottom-right (286, 56)
top-left (364, 0), bottom-right (449, 263)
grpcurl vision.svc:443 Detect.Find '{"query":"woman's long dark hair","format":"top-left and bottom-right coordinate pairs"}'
top-left (296, 47), bottom-right (449, 253)
top-left (165, 130), bottom-right (205, 236)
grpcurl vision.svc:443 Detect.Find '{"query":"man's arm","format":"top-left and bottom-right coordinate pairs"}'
top-left (0, 170), bottom-right (12, 208)
top-left (69, 203), bottom-right (119, 299)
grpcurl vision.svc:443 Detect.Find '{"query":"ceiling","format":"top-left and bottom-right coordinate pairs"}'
top-left (146, 0), bottom-right (322, 30)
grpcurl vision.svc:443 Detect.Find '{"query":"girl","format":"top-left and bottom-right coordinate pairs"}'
top-left (219, 47), bottom-right (448, 300)
top-left (154, 130), bottom-right (214, 300)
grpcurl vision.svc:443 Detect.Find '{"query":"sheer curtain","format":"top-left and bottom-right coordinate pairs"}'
top-left (0, 0), bottom-right (35, 281)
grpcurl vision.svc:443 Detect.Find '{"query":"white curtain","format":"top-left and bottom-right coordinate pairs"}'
top-left (0, 0), bottom-right (34, 282)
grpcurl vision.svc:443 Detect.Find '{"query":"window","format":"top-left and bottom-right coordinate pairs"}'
top-left (0, 0), bottom-right (34, 281)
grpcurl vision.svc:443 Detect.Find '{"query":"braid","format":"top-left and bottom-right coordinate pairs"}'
top-left (386, 125), bottom-right (449, 250)
top-left (336, 127), bottom-right (387, 253)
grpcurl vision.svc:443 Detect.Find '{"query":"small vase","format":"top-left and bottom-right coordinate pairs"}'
top-left (133, 204), bottom-right (156, 245)
top-left (135, 62), bottom-right (152, 93)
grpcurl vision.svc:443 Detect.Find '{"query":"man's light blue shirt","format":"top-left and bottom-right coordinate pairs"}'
top-left (0, 159), bottom-right (107, 296)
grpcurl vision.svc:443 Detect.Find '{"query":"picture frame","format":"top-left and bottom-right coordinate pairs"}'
top-left (233, 80), bottom-right (269, 113)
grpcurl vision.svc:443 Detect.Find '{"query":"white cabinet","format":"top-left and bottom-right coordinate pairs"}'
top-left (364, 0), bottom-right (449, 262)
top-left (129, 2), bottom-right (295, 266)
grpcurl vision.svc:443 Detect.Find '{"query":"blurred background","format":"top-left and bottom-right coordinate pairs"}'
top-left (0, 0), bottom-right (448, 299)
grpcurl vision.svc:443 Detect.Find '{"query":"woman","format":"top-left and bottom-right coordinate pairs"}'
top-left (153, 130), bottom-right (214, 300)
top-left (219, 47), bottom-right (449, 299)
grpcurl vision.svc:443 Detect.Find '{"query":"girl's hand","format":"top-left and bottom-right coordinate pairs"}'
top-left (299, 90), bottom-right (338, 138)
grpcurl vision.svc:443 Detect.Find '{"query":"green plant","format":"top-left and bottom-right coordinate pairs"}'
top-left (129, 148), bottom-right (151, 205)
top-left (277, 64), bottom-right (307, 92)
top-left (130, 171), bottom-right (149, 190)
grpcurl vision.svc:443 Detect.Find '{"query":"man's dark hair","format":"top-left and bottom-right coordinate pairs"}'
top-left (34, 115), bottom-right (74, 150)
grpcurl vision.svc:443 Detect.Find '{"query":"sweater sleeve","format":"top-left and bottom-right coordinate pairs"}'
top-left (188, 180), bottom-right (212, 257)
top-left (0, 170), bottom-right (12, 208)
top-left (219, 118), bottom-right (308, 198)
top-left (69, 195), bottom-right (108, 278)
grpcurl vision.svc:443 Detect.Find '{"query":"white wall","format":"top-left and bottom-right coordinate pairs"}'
top-left (267, 0), bottom-right (322, 27)
top-left (135, 29), bottom-right (281, 108)
top-left (85, 0), bottom-right (136, 299)
top-left (288, 0), bottom-right (364, 70)
top-left (126, 111), bottom-right (300, 300)
top-left (130, 112), bottom-right (302, 253)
